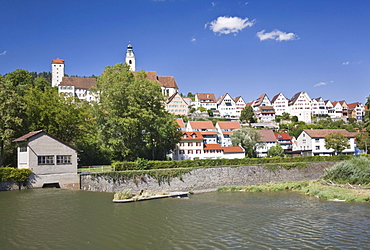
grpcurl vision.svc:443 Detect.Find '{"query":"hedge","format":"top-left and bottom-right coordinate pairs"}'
top-left (112, 155), bottom-right (366, 171)
top-left (0, 167), bottom-right (32, 187)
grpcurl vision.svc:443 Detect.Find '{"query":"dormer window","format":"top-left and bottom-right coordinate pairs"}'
top-left (192, 133), bottom-right (196, 138)
top-left (183, 134), bottom-right (187, 138)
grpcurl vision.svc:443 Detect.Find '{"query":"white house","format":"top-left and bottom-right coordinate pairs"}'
top-left (193, 93), bottom-right (217, 110)
top-left (215, 121), bottom-right (241, 147)
top-left (217, 93), bottom-right (237, 118)
top-left (165, 92), bottom-right (189, 116)
top-left (252, 93), bottom-right (272, 112)
top-left (347, 102), bottom-right (365, 122)
top-left (295, 129), bottom-right (358, 156)
top-left (187, 121), bottom-right (218, 144)
top-left (271, 93), bottom-right (290, 116)
top-left (12, 130), bottom-right (80, 189)
top-left (311, 97), bottom-right (328, 116)
top-left (58, 77), bottom-right (98, 102)
top-left (289, 92), bottom-right (312, 123)
top-left (233, 96), bottom-right (247, 117)
top-left (172, 132), bottom-right (204, 160)
top-left (324, 100), bottom-right (337, 119)
top-left (256, 130), bottom-right (277, 157)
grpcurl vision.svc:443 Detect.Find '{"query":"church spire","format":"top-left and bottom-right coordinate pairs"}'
top-left (125, 43), bottom-right (135, 71)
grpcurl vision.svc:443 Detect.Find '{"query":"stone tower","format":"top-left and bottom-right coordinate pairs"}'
top-left (125, 43), bottom-right (136, 71)
top-left (51, 58), bottom-right (65, 87)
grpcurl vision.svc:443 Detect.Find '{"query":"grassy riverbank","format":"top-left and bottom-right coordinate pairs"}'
top-left (218, 181), bottom-right (370, 202)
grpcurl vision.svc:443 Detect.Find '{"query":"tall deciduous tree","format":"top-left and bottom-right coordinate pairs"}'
top-left (0, 80), bottom-right (27, 167)
top-left (97, 63), bottom-right (180, 161)
top-left (24, 87), bottom-right (91, 145)
top-left (240, 106), bottom-right (255, 124)
top-left (230, 127), bottom-right (262, 158)
top-left (325, 132), bottom-right (350, 155)
top-left (267, 144), bottom-right (284, 157)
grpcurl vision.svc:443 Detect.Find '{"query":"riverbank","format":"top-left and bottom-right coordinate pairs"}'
top-left (217, 181), bottom-right (370, 202)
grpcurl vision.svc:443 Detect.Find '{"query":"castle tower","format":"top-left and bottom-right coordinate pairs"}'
top-left (125, 43), bottom-right (136, 71)
top-left (51, 58), bottom-right (65, 87)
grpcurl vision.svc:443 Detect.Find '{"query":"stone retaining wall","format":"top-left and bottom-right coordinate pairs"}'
top-left (80, 161), bottom-right (336, 193)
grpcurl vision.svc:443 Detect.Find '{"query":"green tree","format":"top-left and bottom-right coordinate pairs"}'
top-left (325, 132), bottom-right (350, 155)
top-left (230, 127), bottom-right (262, 158)
top-left (240, 106), bottom-right (255, 124)
top-left (267, 144), bottom-right (284, 157)
top-left (97, 63), bottom-right (180, 161)
top-left (197, 106), bottom-right (207, 112)
top-left (4, 69), bottom-right (34, 94)
top-left (355, 132), bottom-right (369, 154)
top-left (0, 80), bottom-right (27, 167)
top-left (24, 87), bottom-right (91, 145)
top-left (281, 112), bottom-right (290, 121)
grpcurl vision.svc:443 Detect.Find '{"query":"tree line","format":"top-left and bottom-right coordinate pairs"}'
top-left (0, 63), bottom-right (180, 167)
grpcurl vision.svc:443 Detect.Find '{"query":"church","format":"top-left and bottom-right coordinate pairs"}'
top-left (53, 44), bottom-right (179, 101)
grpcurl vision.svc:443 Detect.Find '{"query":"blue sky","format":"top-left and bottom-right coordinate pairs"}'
top-left (1, 0), bottom-right (369, 103)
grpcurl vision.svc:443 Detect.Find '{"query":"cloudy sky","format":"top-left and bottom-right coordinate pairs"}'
top-left (1, 0), bottom-right (369, 103)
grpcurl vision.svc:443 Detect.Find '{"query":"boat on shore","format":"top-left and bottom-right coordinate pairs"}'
top-left (113, 191), bottom-right (189, 203)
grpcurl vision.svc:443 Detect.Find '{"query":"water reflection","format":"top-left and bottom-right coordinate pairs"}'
top-left (0, 189), bottom-right (369, 249)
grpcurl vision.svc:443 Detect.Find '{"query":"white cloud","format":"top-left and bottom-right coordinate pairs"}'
top-left (0, 50), bottom-right (6, 56)
top-left (190, 37), bottom-right (196, 43)
top-left (342, 61), bottom-right (350, 65)
top-left (211, 2), bottom-right (216, 7)
top-left (243, 2), bottom-right (249, 6)
top-left (256, 29), bottom-right (299, 41)
top-left (314, 81), bottom-right (333, 87)
top-left (206, 16), bottom-right (256, 35)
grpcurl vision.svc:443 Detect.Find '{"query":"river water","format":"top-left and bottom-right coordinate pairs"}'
top-left (0, 189), bottom-right (369, 249)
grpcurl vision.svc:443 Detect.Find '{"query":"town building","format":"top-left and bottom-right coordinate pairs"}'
top-left (256, 130), bottom-right (277, 157)
top-left (216, 93), bottom-right (237, 118)
top-left (233, 96), bottom-right (247, 117)
top-left (125, 43), bottom-right (136, 71)
top-left (289, 92), bottom-right (312, 123)
top-left (193, 93), bottom-right (217, 110)
top-left (294, 129), bottom-right (358, 156)
top-left (215, 121), bottom-right (241, 147)
top-left (186, 121), bottom-right (218, 144)
top-left (347, 102), bottom-right (365, 122)
top-left (58, 77), bottom-right (98, 102)
top-left (271, 93), bottom-right (289, 116)
top-left (165, 92), bottom-right (189, 116)
top-left (311, 97), bottom-right (328, 116)
top-left (13, 130), bottom-right (79, 189)
top-left (274, 132), bottom-right (292, 151)
top-left (51, 58), bottom-right (65, 87)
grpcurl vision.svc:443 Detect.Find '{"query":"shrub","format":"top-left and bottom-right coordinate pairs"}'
top-left (322, 156), bottom-right (370, 185)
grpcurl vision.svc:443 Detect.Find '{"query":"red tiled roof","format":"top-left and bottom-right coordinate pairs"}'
top-left (222, 146), bottom-right (244, 153)
top-left (274, 132), bottom-right (291, 140)
top-left (181, 132), bottom-right (204, 140)
top-left (347, 102), bottom-right (360, 109)
top-left (188, 121), bottom-right (215, 129)
top-left (217, 121), bottom-right (241, 130)
top-left (203, 144), bottom-right (244, 153)
top-left (176, 118), bottom-right (185, 129)
top-left (52, 58), bottom-right (64, 64)
top-left (303, 129), bottom-right (357, 138)
top-left (59, 77), bottom-right (97, 90)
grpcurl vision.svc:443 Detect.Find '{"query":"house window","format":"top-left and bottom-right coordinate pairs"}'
top-left (315, 146), bottom-right (320, 150)
top-left (38, 156), bottom-right (54, 165)
top-left (179, 150), bottom-right (185, 154)
top-left (57, 155), bottom-right (72, 164)
top-left (303, 139), bottom-right (306, 143)
top-left (188, 142), bottom-right (193, 147)
top-left (19, 144), bottom-right (27, 152)
top-left (315, 139), bottom-right (320, 143)
top-left (179, 142), bottom-right (185, 146)
top-left (188, 150), bottom-right (193, 154)
top-left (196, 142), bottom-right (202, 146)
top-left (196, 150), bottom-right (201, 154)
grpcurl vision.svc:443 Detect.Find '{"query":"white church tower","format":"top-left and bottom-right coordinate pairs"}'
top-left (51, 58), bottom-right (65, 87)
top-left (125, 43), bottom-right (136, 71)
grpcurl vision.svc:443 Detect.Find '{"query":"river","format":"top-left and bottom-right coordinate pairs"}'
top-left (0, 189), bottom-right (369, 249)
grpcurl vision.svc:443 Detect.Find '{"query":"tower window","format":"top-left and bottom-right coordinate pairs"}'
top-left (129, 60), bottom-right (132, 64)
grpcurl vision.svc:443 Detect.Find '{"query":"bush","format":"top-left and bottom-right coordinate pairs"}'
top-left (0, 167), bottom-right (32, 188)
top-left (322, 156), bottom-right (370, 185)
